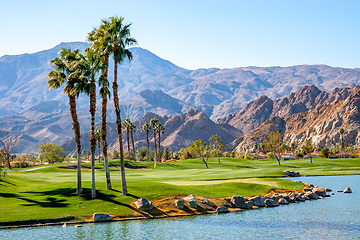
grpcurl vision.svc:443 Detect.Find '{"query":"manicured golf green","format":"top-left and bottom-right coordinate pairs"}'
top-left (0, 157), bottom-right (359, 226)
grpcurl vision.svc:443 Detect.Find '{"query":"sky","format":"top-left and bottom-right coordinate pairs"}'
top-left (1, 0), bottom-right (359, 70)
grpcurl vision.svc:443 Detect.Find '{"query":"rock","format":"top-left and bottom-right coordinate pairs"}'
top-left (272, 194), bottom-right (282, 201)
top-left (184, 195), bottom-right (197, 208)
top-left (243, 201), bottom-right (254, 209)
top-left (280, 194), bottom-right (291, 202)
top-left (343, 187), bottom-right (352, 193)
top-left (310, 184), bottom-right (315, 187)
top-left (330, 193), bottom-right (334, 195)
top-left (175, 200), bottom-right (184, 209)
top-left (305, 196), bottom-right (310, 200)
top-left (318, 196), bottom-right (324, 199)
top-left (306, 192), bottom-right (318, 199)
top-left (62, 223), bottom-right (67, 228)
top-left (74, 225), bottom-right (83, 228)
top-left (324, 194), bottom-right (331, 197)
top-left (200, 198), bottom-right (215, 207)
top-left (249, 195), bottom-right (265, 207)
top-left (93, 212), bottom-right (113, 222)
top-left (337, 190), bottom-right (343, 192)
top-left (216, 206), bottom-right (230, 213)
top-left (325, 188), bottom-right (332, 192)
top-left (288, 193), bottom-right (296, 203)
top-left (265, 199), bottom-right (279, 207)
top-left (283, 170), bottom-right (300, 177)
top-left (135, 198), bottom-right (153, 211)
top-left (312, 187), bottom-right (326, 197)
top-left (278, 198), bottom-right (289, 205)
top-left (296, 195), bottom-right (306, 202)
top-left (231, 196), bottom-right (246, 208)
top-left (303, 188), bottom-right (312, 192)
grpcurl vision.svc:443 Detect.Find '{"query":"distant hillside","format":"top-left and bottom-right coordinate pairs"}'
top-left (232, 89), bottom-right (360, 152)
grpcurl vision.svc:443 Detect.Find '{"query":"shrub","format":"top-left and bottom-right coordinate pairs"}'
top-left (136, 147), bottom-right (148, 161)
top-left (320, 148), bottom-right (330, 158)
top-left (266, 152), bottom-right (276, 159)
top-left (112, 150), bottom-right (120, 159)
top-left (163, 148), bottom-right (171, 161)
top-left (295, 152), bottom-right (304, 158)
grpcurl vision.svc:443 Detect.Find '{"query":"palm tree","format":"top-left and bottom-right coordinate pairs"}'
top-left (141, 123), bottom-right (152, 161)
top-left (72, 48), bottom-right (103, 199)
top-left (94, 129), bottom-right (102, 162)
top-left (47, 46), bottom-right (83, 194)
top-left (155, 122), bottom-right (165, 162)
top-left (122, 118), bottom-right (132, 163)
top-left (339, 127), bottom-right (344, 158)
top-left (88, 23), bottom-right (112, 190)
top-left (129, 121), bottom-right (136, 161)
top-left (150, 118), bottom-right (159, 162)
top-left (291, 142), bottom-right (295, 154)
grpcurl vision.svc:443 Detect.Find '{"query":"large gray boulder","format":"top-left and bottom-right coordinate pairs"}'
top-left (278, 198), bottom-right (289, 205)
top-left (249, 196), bottom-right (265, 207)
top-left (93, 213), bottom-right (113, 222)
top-left (312, 187), bottom-right (326, 197)
top-left (306, 192), bottom-right (318, 199)
top-left (265, 199), bottom-right (279, 207)
top-left (231, 196), bottom-right (246, 208)
top-left (184, 195), bottom-right (197, 208)
top-left (343, 187), bottom-right (352, 193)
top-left (175, 200), bottom-right (184, 209)
top-left (135, 198), bottom-right (153, 211)
top-left (288, 193), bottom-right (296, 203)
top-left (200, 198), bottom-right (215, 207)
top-left (216, 206), bottom-right (230, 213)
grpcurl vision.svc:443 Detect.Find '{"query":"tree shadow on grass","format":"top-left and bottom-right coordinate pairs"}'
top-left (18, 197), bottom-right (69, 208)
top-left (0, 179), bottom-right (17, 186)
top-left (0, 192), bottom-right (18, 198)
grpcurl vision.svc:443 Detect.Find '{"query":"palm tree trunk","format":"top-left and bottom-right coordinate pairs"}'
top-left (153, 131), bottom-right (157, 162)
top-left (158, 132), bottom-right (161, 162)
top-left (131, 130), bottom-right (135, 161)
top-left (90, 79), bottom-right (97, 198)
top-left (127, 130), bottom-right (131, 163)
top-left (113, 47), bottom-right (127, 195)
top-left (68, 93), bottom-right (82, 194)
top-left (97, 139), bottom-right (101, 163)
top-left (102, 56), bottom-right (112, 190)
top-left (146, 131), bottom-right (149, 161)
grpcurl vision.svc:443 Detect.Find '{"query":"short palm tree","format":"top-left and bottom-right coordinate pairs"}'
top-left (155, 122), bottom-right (165, 162)
top-left (47, 46), bottom-right (83, 194)
top-left (339, 127), bottom-right (345, 158)
top-left (150, 118), bottom-right (159, 162)
top-left (94, 129), bottom-right (102, 162)
top-left (129, 121), bottom-right (136, 161)
top-left (122, 118), bottom-right (132, 163)
top-left (141, 123), bottom-right (152, 161)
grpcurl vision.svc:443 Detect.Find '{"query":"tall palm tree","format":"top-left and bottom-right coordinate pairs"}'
top-left (339, 127), bottom-right (345, 158)
top-left (94, 129), bottom-right (102, 162)
top-left (72, 48), bottom-right (103, 199)
top-left (47, 46), bottom-right (83, 194)
top-left (88, 23), bottom-right (112, 190)
top-left (107, 16), bottom-right (136, 195)
top-left (150, 118), bottom-right (159, 162)
top-left (141, 123), bottom-right (152, 161)
top-left (129, 121), bottom-right (136, 161)
top-left (122, 118), bottom-right (132, 163)
top-left (155, 122), bottom-right (165, 162)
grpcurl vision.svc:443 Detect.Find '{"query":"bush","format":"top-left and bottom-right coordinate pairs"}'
top-left (180, 148), bottom-right (192, 160)
top-left (38, 143), bottom-right (66, 164)
top-left (295, 152), bottom-right (304, 158)
top-left (172, 151), bottom-right (180, 160)
top-left (266, 152), bottom-right (276, 159)
top-left (320, 147), bottom-right (330, 158)
top-left (112, 150), bottom-right (120, 159)
top-left (10, 154), bottom-right (36, 168)
top-left (163, 148), bottom-right (171, 161)
top-left (136, 147), bottom-right (148, 161)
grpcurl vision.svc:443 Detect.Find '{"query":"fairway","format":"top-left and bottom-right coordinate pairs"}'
top-left (1, 157), bottom-right (359, 226)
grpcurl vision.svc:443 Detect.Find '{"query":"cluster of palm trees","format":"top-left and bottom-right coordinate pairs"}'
top-left (47, 16), bottom-right (136, 198)
top-left (141, 118), bottom-right (165, 162)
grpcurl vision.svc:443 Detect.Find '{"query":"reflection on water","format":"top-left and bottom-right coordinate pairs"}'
top-left (1, 175), bottom-right (359, 239)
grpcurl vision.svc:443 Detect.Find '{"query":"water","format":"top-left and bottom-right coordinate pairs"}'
top-left (1, 175), bottom-right (360, 239)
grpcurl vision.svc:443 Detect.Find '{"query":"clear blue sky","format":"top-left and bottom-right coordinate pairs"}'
top-left (1, 0), bottom-right (359, 70)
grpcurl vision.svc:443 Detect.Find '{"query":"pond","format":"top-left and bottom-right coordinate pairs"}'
top-left (1, 175), bottom-right (359, 239)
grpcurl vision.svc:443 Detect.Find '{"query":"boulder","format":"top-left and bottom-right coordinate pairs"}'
top-left (303, 188), bottom-right (312, 192)
top-left (278, 198), bottom-right (289, 205)
top-left (216, 206), bottom-right (230, 213)
top-left (306, 192), bottom-right (318, 199)
top-left (296, 195), bottom-right (305, 202)
top-left (93, 213), bottom-right (113, 222)
top-left (175, 200), bottom-right (184, 209)
top-left (200, 198), bottom-right (215, 207)
top-left (312, 187), bottom-right (326, 197)
top-left (343, 187), bottom-right (352, 193)
top-left (288, 193), bottom-right (296, 203)
top-left (280, 194), bottom-right (291, 202)
top-left (249, 196), bottom-right (265, 207)
top-left (272, 194), bottom-right (282, 201)
top-left (231, 196), bottom-right (246, 208)
top-left (184, 195), bottom-right (197, 208)
top-left (244, 201), bottom-right (254, 209)
top-left (324, 194), bottom-right (330, 197)
top-left (265, 199), bottom-right (279, 207)
top-left (325, 188), bottom-right (332, 192)
top-left (135, 198), bottom-right (153, 211)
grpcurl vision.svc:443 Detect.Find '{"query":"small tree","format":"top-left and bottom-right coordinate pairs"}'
top-left (209, 134), bottom-right (224, 164)
top-left (0, 131), bottom-right (19, 169)
top-left (163, 147), bottom-right (171, 161)
top-left (320, 147), bottom-right (330, 158)
top-left (38, 143), bottom-right (66, 164)
top-left (301, 140), bottom-right (315, 163)
top-left (112, 150), bottom-right (120, 159)
top-left (189, 139), bottom-right (209, 168)
top-left (266, 131), bottom-right (283, 165)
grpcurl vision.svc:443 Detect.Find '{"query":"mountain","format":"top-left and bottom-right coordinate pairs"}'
top-left (62, 109), bottom-right (242, 155)
top-left (232, 89), bottom-right (360, 151)
top-left (2, 42), bottom-right (360, 121)
top-left (217, 85), bottom-right (359, 135)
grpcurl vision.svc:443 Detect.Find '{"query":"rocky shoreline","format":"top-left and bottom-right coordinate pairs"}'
top-left (1, 183), bottom-right (352, 229)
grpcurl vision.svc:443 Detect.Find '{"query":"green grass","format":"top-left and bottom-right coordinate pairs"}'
top-left (0, 157), bottom-right (359, 226)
